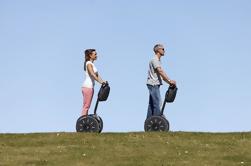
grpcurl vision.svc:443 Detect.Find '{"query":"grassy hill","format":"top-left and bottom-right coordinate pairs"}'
top-left (0, 132), bottom-right (250, 166)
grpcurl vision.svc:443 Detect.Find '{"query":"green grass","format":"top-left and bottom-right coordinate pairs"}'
top-left (0, 132), bottom-right (251, 166)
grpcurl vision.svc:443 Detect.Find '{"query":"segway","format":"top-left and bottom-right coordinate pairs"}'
top-left (144, 85), bottom-right (178, 132)
top-left (76, 82), bottom-right (110, 133)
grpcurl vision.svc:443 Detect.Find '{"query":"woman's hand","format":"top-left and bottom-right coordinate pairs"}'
top-left (102, 81), bottom-right (108, 85)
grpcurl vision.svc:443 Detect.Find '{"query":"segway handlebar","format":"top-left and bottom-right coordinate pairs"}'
top-left (94, 82), bottom-right (110, 115)
top-left (98, 82), bottom-right (110, 101)
top-left (165, 84), bottom-right (178, 103)
top-left (160, 85), bottom-right (178, 115)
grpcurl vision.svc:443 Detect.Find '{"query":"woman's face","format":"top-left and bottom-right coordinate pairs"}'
top-left (90, 51), bottom-right (97, 61)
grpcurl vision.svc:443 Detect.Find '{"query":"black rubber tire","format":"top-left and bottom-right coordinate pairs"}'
top-left (89, 114), bottom-right (103, 133)
top-left (144, 116), bottom-right (169, 132)
top-left (96, 116), bottom-right (103, 133)
top-left (76, 115), bottom-right (100, 132)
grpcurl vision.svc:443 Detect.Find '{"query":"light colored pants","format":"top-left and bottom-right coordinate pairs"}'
top-left (81, 87), bottom-right (94, 116)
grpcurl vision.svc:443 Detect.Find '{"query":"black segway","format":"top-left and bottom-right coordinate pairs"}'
top-left (144, 85), bottom-right (178, 132)
top-left (76, 82), bottom-right (110, 133)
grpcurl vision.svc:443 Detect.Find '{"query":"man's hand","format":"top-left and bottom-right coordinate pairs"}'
top-left (157, 67), bottom-right (176, 86)
top-left (169, 80), bottom-right (176, 86)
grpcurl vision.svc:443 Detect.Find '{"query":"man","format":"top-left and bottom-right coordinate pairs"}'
top-left (146, 44), bottom-right (176, 118)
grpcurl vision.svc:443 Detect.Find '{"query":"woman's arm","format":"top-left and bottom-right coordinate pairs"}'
top-left (96, 73), bottom-right (105, 83)
top-left (87, 64), bottom-right (104, 84)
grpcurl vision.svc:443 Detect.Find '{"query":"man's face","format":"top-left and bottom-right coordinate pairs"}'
top-left (158, 47), bottom-right (165, 56)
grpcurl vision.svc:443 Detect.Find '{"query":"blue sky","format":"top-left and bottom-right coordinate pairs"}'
top-left (0, 0), bottom-right (251, 133)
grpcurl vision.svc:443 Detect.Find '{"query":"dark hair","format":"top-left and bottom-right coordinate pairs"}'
top-left (84, 49), bottom-right (96, 71)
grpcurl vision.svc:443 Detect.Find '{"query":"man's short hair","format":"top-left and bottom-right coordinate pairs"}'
top-left (153, 44), bottom-right (164, 53)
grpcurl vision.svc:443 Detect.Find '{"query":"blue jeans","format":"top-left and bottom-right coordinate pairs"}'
top-left (147, 85), bottom-right (161, 118)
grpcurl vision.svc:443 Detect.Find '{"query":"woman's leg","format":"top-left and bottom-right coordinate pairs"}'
top-left (81, 87), bottom-right (94, 116)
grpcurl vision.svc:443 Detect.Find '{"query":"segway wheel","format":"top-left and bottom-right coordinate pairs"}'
top-left (144, 116), bottom-right (169, 132)
top-left (76, 115), bottom-right (100, 132)
top-left (89, 114), bottom-right (103, 133)
top-left (96, 116), bottom-right (103, 133)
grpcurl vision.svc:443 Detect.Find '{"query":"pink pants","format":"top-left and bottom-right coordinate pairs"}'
top-left (81, 87), bottom-right (94, 116)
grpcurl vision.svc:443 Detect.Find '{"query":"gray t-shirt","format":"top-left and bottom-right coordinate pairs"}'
top-left (146, 56), bottom-right (163, 86)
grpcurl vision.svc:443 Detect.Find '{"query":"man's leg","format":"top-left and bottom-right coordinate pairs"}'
top-left (147, 85), bottom-right (154, 118)
top-left (151, 85), bottom-right (161, 116)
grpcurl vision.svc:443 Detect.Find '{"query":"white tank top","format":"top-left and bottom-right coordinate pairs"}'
top-left (82, 61), bottom-right (98, 88)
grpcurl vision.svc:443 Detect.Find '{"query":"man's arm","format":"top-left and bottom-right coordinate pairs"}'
top-left (156, 67), bottom-right (176, 85)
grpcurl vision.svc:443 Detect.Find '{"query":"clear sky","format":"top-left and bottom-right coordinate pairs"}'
top-left (1, 0), bottom-right (251, 133)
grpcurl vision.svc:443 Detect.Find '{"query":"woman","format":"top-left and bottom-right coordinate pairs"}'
top-left (81, 49), bottom-right (106, 116)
